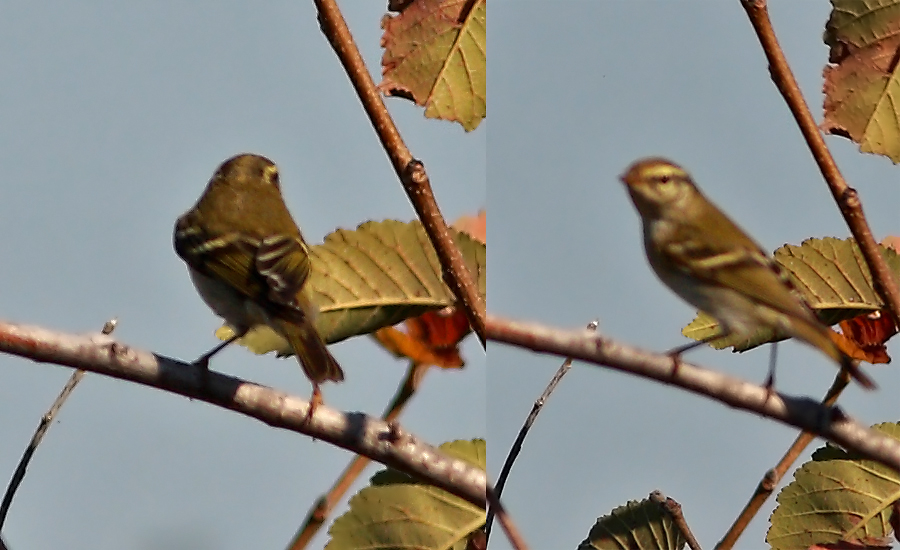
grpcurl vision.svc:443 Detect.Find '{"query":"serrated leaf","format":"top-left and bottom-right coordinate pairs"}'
top-left (326, 439), bottom-right (485, 550)
top-left (379, 0), bottom-right (486, 131)
top-left (371, 211), bottom-right (485, 368)
top-left (822, 0), bottom-right (900, 163)
top-left (216, 219), bottom-right (486, 357)
top-left (767, 422), bottom-right (900, 550)
top-left (838, 310), bottom-right (897, 363)
top-left (577, 494), bottom-right (686, 550)
top-left (682, 237), bottom-right (900, 353)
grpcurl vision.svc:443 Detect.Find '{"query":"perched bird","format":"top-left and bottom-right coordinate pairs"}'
top-left (174, 153), bottom-right (344, 415)
top-left (619, 157), bottom-right (875, 390)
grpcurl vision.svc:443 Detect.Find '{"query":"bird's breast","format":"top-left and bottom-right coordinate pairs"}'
top-left (188, 268), bottom-right (268, 331)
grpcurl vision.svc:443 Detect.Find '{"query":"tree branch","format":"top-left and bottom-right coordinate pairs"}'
top-left (486, 315), bottom-right (900, 474)
top-left (0, 320), bottom-right (486, 509)
top-left (651, 492), bottom-right (702, 550)
top-left (487, 487), bottom-right (530, 550)
top-left (715, 370), bottom-right (850, 550)
top-left (288, 361), bottom-right (431, 549)
top-left (740, 0), bottom-right (900, 330)
top-left (313, 0), bottom-right (486, 345)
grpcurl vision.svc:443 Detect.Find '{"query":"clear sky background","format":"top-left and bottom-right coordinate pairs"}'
top-left (6, 3), bottom-right (900, 550)
top-left (490, 2), bottom-right (900, 550)
top-left (0, 3), bottom-right (485, 549)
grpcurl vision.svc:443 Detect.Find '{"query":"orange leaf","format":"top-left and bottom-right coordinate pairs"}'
top-left (374, 308), bottom-right (470, 368)
top-left (453, 210), bottom-right (485, 244)
top-left (836, 310), bottom-right (897, 364)
top-left (882, 235), bottom-right (900, 252)
top-left (408, 308), bottom-right (470, 350)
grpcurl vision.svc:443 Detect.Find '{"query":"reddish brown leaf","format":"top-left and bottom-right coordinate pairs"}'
top-left (822, 2), bottom-right (900, 162)
top-left (379, 0), bottom-right (486, 131)
top-left (373, 326), bottom-right (447, 367)
top-left (373, 308), bottom-right (468, 369)
top-left (388, 0), bottom-right (415, 12)
top-left (836, 310), bottom-right (896, 364)
top-left (409, 308), bottom-right (469, 352)
top-left (892, 498), bottom-right (900, 543)
top-left (466, 529), bottom-right (487, 550)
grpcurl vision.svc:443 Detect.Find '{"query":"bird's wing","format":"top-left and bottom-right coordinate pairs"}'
top-left (173, 213), bottom-right (265, 299)
top-left (254, 234), bottom-right (312, 307)
top-left (175, 212), bottom-right (313, 315)
top-left (663, 224), bottom-right (813, 320)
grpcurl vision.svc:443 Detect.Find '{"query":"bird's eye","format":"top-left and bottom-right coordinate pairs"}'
top-left (658, 175), bottom-right (670, 184)
top-left (263, 165), bottom-right (279, 184)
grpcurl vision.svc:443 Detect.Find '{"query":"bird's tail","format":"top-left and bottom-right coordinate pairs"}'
top-left (839, 353), bottom-right (876, 390)
top-left (792, 316), bottom-right (876, 390)
top-left (275, 318), bottom-right (345, 384)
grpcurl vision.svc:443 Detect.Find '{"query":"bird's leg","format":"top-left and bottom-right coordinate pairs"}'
top-left (664, 329), bottom-right (729, 377)
top-left (761, 342), bottom-right (778, 404)
top-left (665, 339), bottom-right (708, 376)
top-left (192, 332), bottom-right (244, 369)
top-left (305, 383), bottom-right (323, 424)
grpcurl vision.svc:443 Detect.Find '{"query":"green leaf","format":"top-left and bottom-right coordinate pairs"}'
top-left (577, 494), bottom-right (686, 550)
top-left (379, 0), bottom-right (486, 131)
top-left (766, 422), bottom-right (900, 550)
top-left (682, 237), bottom-right (900, 352)
top-left (325, 439), bottom-right (486, 550)
top-left (216, 219), bottom-right (486, 357)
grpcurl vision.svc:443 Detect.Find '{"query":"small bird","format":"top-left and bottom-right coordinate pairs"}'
top-left (619, 157), bottom-right (875, 390)
top-left (174, 153), bottom-right (344, 416)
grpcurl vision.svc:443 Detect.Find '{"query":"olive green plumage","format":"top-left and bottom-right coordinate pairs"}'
top-left (174, 154), bottom-right (343, 396)
top-left (620, 157), bottom-right (874, 390)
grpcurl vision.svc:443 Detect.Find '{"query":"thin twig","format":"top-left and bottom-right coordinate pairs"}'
top-left (313, 0), bottom-right (486, 346)
top-left (484, 320), bottom-right (599, 541)
top-left (715, 369), bottom-right (850, 550)
top-left (740, 0), bottom-right (900, 330)
top-left (487, 486), bottom-right (530, 550)
top-left (650, 491), bottom-right (702, 550)
top-left (0, 318), bottom-right (116, 530)
top-left (287, 361), bottom-right (430, 549)
top-left (0, 320), bottom-right (486, 508)
top-left (486, 314), bottom-right (900, 474)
